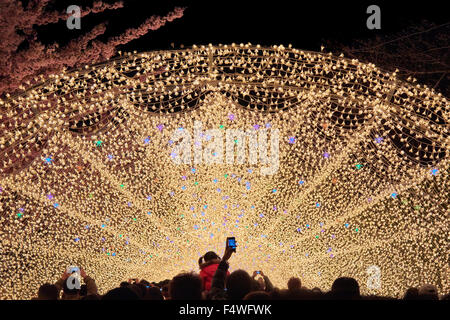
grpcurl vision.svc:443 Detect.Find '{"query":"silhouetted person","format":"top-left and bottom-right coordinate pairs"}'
top-left (161, 284), bottom-right (170, 300)
top-left (310, 287), bottom-right (324, 299)
top-left (418, 284), bottom-right (439, 300)
top-left (144, 286), bottom-right (164, 300)
top-left (36, 283), bottom-right (59, 300)
top-left (329, 277), bottom-right (361, 300)
top-left (80, 284), bottom-right (87, 297)
top-left (131, 283), bottom-right (147, 298)
top-left (251, 270), bottom-right (273, 292)
top-left (251, 278), bottom-right (263, 291)
top-left (55, 268), bottom-right (97, 300)
top-left (244, 291), bottom-right (271, 300)
top-left (102, 287), bottom-right (140, 300)
top-left (282, 288), bottom-right (316, 300)
top-left (403, 287), bottom-right (419, 300)
top-left (169, 272), bottom-right (203, 300)
top-left (287, 277), bottom-right (302, 291)
top-left (226, 270), bottom-right (253, 300)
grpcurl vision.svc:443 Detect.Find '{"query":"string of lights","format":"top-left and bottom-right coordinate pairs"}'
top-left (0, 44), bottom-right (448, 299)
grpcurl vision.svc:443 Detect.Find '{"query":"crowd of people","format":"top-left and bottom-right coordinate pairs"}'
top-left (33, 247), bottom-right (448, 300)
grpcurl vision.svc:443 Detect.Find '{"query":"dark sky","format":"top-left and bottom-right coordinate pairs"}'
top-left (43, 0), bottom-right (448, 52)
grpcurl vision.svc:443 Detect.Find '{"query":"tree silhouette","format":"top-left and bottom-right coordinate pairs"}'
top-left (326, 21), bottom-right (450, 97)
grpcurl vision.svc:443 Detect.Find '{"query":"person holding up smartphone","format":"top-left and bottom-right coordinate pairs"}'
top-left (128, 278), bottom-right (140, 284)
top-left (252, 270), bottom-right (274, 292)
top-left (226, 237), bottom-right (237, 252)
top-left (199, 251), bottom-right (230, 292)
top-left (206, 238), bottom-right (237, 300)
top-left (54, 267), bottom-right (98, 300)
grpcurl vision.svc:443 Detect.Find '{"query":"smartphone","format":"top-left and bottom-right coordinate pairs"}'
top-left (256, 271), bottom-right (260, 274)
top-left (226, 237), bottom-right (237, 252)
top-left (67, 266), bottom-right (79, 274)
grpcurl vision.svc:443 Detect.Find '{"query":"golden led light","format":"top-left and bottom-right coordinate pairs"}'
top-left (0, 44), bottom-right (448, 299)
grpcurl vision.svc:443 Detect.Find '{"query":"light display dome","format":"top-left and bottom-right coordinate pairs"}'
top-left (0, 44), bottom-right (448, 299)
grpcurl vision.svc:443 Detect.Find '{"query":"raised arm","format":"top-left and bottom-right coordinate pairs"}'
top-left (80, 267), bottom-right (98, 295)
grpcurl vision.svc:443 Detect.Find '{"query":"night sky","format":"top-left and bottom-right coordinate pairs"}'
top-left (40, 0), bottom-right (448, 52)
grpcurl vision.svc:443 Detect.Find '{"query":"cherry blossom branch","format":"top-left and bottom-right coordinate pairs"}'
top-left (0, 1), bottom-right (185, 97)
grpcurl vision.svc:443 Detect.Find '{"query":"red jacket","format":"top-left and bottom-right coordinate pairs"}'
top-left (200, 261), bottom-right (230, 291)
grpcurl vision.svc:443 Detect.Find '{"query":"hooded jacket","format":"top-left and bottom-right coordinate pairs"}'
top-left (200, 259), bottom-right (230, 292)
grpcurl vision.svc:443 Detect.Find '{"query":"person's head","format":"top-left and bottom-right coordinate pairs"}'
top-left (250, 278), bottom-right (263, 291)
top-left (311, 287), bottom-right (322, 294)
top-left (145, 286), bottom-right (164, 300)
top-left (37, 283), bottom-right (59, 300)
top-left (102, 287), bottom-right (140, 300)
top-left (120, 281), bottom-right (129, 288)
top-left (331, 277), bottom-right (360, 299)
top-left (140, 279), bottom-right (151, 287)
top-left (282, 288), bottom-right (316, 300)
top-left (310, 287), bottom-right (323, 299)
top-left (160, 279), bottom-right (170, 288)
top-left (198, 251), bottom-right (220, 266)
top-left (287, 277), bottom-right (302, 291)
top-left (403, 287), bottom-right (419, 300)
top-left (243, 291), bottom-right (270, 300)
top-left (418, 284), bottom-right (438, 300)
top-left (133, 283), bottom-right (148, 298)
top-left (161, 284), bottom-right (170, 299)
top-left (226, 269), bottom-right (253, 300)
top-left (257, 277), bottom-right (265, 289)
top-left (169, 272), bottom-right (203, 300)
